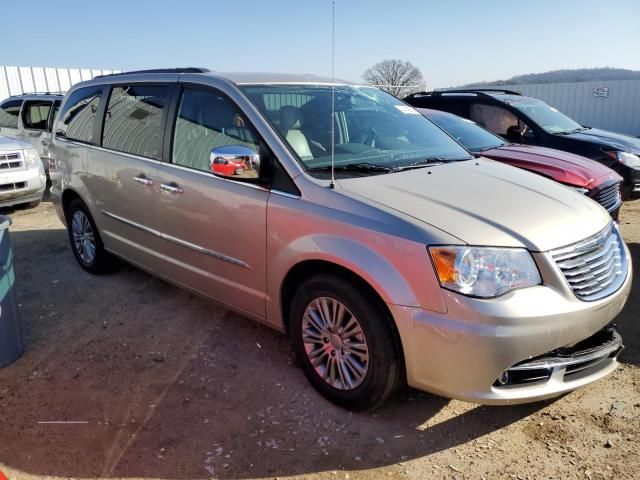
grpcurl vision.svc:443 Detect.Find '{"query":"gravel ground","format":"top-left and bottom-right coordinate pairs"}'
top-left (0, 193), bottom-right (638, 480)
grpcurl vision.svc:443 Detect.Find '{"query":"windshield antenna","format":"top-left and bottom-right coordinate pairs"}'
top-left (329, 0), bottom-right (336, 189)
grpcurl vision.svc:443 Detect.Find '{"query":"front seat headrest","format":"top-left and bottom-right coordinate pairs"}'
top-left (279, 106), bottom-right (303, 131)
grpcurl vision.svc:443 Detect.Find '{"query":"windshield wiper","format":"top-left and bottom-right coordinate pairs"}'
top-left (474, 145), bottom-right (503, 152)
top-left (307, 162), bottom-right (394, 173)
top-left (392, 157), bottom-right (451, 172)
top-left (555, 127), bottom-right (588, 135)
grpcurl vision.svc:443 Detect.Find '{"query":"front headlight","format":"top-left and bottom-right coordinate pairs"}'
top-left (608, 151), bottom-right (640, 167)
top-left (428, 246), bottom-right (541, 298)
top-left (22, 148), bottom-right (41, 166)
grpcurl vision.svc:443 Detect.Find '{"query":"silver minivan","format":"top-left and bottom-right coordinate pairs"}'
top-left (50, 69), bottom-right (632, 410)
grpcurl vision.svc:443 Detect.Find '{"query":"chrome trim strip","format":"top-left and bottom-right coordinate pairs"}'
top-left (270, 189), bottom-right (301, 199)
top-left (508, 332), bottom-right (622, 371)
top-left (101, 210), bottom-right (251, 269)
top-left (89, 144), bottom-right (168, 166)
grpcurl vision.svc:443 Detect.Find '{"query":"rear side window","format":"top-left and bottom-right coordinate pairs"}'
top-left (57, 86), bottom-right (103, 143)
top-left (23, 101), bottom-right (52, 130)
top-left (0, 100), bottom-right (22, 128)
top-left (102, 85), bottom-right (170, 160)
top-left (172, 87), bottom-right (261, 176)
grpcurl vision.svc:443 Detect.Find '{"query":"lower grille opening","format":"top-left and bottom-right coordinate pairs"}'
top-left (493, 325), bottom-right (622, 389)
top-left (0, 181), bottom-right (27, 192)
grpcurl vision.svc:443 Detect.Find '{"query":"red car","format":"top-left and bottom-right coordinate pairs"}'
top-left (210, 156), bottom-right (248, 176)
top-left (419, 108), bottom-right (623, 219)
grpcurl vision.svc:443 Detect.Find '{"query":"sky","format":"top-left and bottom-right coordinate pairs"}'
top-left (3, 0), bottom-right (640, 88)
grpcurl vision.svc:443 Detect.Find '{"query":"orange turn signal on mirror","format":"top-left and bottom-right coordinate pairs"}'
top-left (429, 247), bottom-right (457, 284)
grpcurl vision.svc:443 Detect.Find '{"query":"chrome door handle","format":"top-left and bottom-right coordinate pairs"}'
top-left (133, 175), bottom-right (154, 186)
top-left (160, 183), bottom-right (183, 194)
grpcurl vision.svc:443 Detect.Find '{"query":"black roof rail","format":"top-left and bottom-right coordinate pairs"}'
top-left (94, 67), bottom-right (210, 79)
top-left (432, 88), bottom-right (522, 96)
top-left (403, 91), bottom-right (432, 99)
top-left (9, 91), bottom-right (64, 97)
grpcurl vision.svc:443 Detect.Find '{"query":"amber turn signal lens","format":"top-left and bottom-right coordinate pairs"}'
top-left (430, 247), bottom-right (457, 284)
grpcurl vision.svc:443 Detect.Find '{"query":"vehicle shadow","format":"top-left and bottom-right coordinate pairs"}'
top-left (617, 242), bottom-right (639, 367)
top-left (0, 227), bottom-right (544, 479)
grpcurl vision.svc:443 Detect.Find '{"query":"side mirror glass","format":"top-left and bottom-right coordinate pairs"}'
top-left (210, 145), bottom-right (260, 179)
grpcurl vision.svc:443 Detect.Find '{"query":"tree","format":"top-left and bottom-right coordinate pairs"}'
top-left (362, 59), bottom-right (426, 98)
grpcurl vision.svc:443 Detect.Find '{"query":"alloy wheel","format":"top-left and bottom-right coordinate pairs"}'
top-left (301, 297), bottom-right (369, 390)
top-left (71, 210), bottom-right (96, 264)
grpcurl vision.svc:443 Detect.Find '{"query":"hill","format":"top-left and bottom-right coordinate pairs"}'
top-left (460, 67), bottom-right (640, 87)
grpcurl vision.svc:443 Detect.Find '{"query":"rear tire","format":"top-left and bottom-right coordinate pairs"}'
top-left (24, 199), bottom-right (41, 209)
top-left (65, 198), bottom-right (116, 274)
top-left (289, 273), bottom-right (403, 411)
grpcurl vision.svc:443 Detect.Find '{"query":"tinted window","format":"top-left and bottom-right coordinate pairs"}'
top-left (23, 100), bottom-right (53, 130)
top-left (57, 86), bottom-right (103, 143)
top-left (172, 88), bottom-right (261, 179)
top-left (102, 85), bottom-right (170, 160)
top-left (0, 100), bottom-right (22, 128)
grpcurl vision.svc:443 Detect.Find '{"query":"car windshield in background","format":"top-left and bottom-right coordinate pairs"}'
top-left (503, 97), bottom-right (583, 134)
top-left (426, 113), bottom-right (505, 152)
top-left (241, 84), bottom-right (472, 176)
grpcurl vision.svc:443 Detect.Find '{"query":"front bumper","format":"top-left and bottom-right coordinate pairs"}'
top-left (391, 242), bottom-right (632, 405)
top-left (0, 166), bottom-right (46, 207)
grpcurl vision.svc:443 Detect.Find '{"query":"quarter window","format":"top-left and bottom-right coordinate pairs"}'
top-left (102, 85), bottom-right (170, 160)
top-left (0, 100), bottom-right (22, 128)
top-left (23, 101), bottom-right (53, 130)
top-left (172, 88), bottom-right (261, 178)
top-left (56, 86), bottom-right (103, 143)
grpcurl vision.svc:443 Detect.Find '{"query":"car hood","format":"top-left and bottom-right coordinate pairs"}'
top-left (337, 158), bottom-right (610, 252)
top-left (481, 144), bottom-right (621, 188)
top-left (0, 135), bottom-right (31, 152)
top-left (560, 127), bottom-right (640, 153)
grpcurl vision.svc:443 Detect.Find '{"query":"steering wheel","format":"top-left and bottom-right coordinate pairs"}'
top-left (351, 128), bottom-right (378, 147)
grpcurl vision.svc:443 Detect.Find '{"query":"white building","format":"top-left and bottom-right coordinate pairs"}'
top-left (0, 65), bottom-right (121, 100)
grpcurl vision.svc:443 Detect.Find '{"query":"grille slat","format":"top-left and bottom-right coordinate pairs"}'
top-left (551, 224), bottom-right (627, 301)
top-left (593, 182), bottom-right (622, 212)
top-left (0, 151), bottom-right (24, 170)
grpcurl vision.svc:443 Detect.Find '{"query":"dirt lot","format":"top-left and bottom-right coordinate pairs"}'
top-left (0, 193), bottom-right (638, 480)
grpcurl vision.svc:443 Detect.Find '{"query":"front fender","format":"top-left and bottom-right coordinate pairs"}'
top-left (266, 233), bottom-right (447, 329)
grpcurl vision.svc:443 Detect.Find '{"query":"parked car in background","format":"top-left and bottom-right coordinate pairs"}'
top-left (404, 89), bottom-right (640, 198)
top-left (0, 136), bottom-right (46, 208)
top-left (51, 69), bottom-right (631, 410)
top-left (0, 93), bottom-right (63, 176)
top-left (418, 108), bottom-right (623, 219)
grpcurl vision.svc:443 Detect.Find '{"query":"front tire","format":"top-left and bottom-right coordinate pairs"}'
top-left (289, 274), bottom-right (403, 410)
top-left (65, 198), bottom-right (116, 274)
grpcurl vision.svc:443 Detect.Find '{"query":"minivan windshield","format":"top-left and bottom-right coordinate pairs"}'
top-left (502, 97), bottom-right (583, 134)
top-left (425, 112), bottom-right (506, 152)
top-left (241, 85), bottom-right (473, 176)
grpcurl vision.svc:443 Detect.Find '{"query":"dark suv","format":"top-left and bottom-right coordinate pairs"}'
top-left (404, 89), bottom-right (640, 197)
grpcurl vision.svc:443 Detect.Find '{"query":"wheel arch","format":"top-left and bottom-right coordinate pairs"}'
top-left (279, 258), bottom-right (406, 378)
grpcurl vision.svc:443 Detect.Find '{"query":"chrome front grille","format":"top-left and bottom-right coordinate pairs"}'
top-left (593, 182), bottom-right (622, 212)
top-left (0, 151), bottom-right (23, 170)
top-left (551, 224), bottom-right (627, 301)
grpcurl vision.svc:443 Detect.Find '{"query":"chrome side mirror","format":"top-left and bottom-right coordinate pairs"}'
top-left (210, 145), bottom-right (260, 179)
